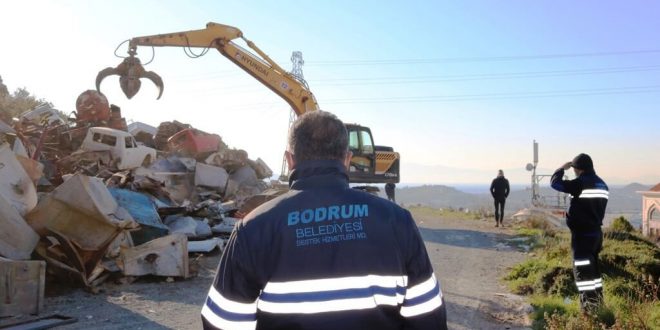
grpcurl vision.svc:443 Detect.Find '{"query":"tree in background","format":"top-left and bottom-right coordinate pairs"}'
top-left (0, 74), bottom-right (53, 123)
top-left (0, 75), bottom-right (8, 97)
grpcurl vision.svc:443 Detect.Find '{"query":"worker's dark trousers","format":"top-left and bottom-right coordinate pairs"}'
top-left (493, 199), bottom-right (505, 223)
top-left (571, 230), bottom-right (604, 312)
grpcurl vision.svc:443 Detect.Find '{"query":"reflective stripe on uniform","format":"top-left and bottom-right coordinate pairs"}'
top-left (257, 275), bottom-right (408, 314)
top-left (574, 259), bottom-right (591, 266)
top-left (576, 278), bottom-right (603, 292)
top-left (579, 189), bottom-right (609, 199)
top-left (202, 285), bottom-right (257, 330)
top-left (400, 274), bottom-right (444, 318)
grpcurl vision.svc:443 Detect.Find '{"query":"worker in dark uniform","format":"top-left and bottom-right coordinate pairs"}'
top-left (490, 169), bottom-right (510, 227)
top-left (385, 182), bottom-right (396, 202)
top-left (551, 153), bottom-right (608, 313)
top-left (201, 111), bottom-right (447, 330)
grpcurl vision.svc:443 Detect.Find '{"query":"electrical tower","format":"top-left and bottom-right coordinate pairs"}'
top-left (279, 51), bottom-right (308, 181)
top-left (526, 140), bottom-right (568, 210)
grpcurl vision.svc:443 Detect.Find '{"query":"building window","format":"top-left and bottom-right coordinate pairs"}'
top-left (651, 207), bottom-right (660, 221)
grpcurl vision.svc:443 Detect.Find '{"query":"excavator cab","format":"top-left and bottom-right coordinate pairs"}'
top-left (347, 124), bottom-right (375, 175)
top-left (346, 124), bottom-right (399, 184)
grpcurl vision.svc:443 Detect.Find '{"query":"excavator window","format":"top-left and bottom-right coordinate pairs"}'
top-left (360, 130), bottom-right (374, 154)
top-left (349, 130), bottom-right (360, 151)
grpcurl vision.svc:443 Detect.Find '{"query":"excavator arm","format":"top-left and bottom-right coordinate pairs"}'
top-left (97, 22), bottom-right (319, 115)
top-left (96, 22), bottom-right (399, 184)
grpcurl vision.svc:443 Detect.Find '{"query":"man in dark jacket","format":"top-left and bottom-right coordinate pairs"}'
top-left (385, 182), bottom-right (396, 202)
top-left (201, 111), bottom-right (447, 330)
top-left (490, 169), bottom-right (510, 227)
top-left (551, 153), bottom-right (608, 313)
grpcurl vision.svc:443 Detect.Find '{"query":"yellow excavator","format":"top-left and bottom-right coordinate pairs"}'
top-left (96, 22), bottom-right (399, 184)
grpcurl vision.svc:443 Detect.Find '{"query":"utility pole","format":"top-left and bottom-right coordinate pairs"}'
top-left (526, 140), bottom-right (543, 206)
top-left (279, 51), bottom-right (307, 181)
top-left (526, 140), bottom-right (567, 210)
top-left (532, 140), bottom-right (540, 205)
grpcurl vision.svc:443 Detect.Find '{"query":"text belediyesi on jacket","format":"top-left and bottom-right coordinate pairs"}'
top-left (201, 160), bottom-right (447, 330)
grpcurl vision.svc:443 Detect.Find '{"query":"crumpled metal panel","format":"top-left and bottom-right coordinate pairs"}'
top-left (0, 193), bottom-right (39, 260)
top-left (109, 188), bottom-right (169, 245)
top-left (0, 143), bottom-right (38, 216)
top-left (26, 174), bottom-right (136, 252)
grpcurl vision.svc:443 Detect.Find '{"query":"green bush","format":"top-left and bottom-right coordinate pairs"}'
top-left (521, 216), bottom-right (558, 237)
top-left (505, 224), bottom-right (660, 328)
top-left (609, 216), bottom-right (634, 233)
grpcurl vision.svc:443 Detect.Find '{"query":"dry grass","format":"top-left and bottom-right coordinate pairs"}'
top-left (505, 216), bottom-right (660, 329)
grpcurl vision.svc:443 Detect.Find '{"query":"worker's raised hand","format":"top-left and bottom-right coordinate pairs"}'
top-left (561, 162), bottom-right (572, 170)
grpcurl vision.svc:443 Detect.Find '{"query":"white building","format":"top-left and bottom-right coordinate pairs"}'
top-left (639, 183), bottom-right (660, 238)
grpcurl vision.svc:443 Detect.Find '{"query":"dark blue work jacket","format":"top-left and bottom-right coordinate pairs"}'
top-left (551, 168), bottom-right (608, 233)
top-left (202, 160), bottom-right (447, 330)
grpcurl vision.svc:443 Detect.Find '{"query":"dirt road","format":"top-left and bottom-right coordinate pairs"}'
top-left (4, 211), bottom-right (532, 329)
top-left (413, 211), bottom-right (532, 329)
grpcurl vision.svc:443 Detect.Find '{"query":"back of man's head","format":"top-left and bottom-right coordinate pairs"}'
top-left (288, 111), bottom-right (348, 163)
top-left (572, 153), bottom-right (594, 171)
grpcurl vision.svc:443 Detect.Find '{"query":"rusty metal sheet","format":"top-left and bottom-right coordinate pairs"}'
top-left (34, 228), bottom-right (121, 288)
top-left (166, 128), bottom-right (223, 158)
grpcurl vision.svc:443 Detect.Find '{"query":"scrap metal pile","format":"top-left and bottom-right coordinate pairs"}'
top-left (0, 91), bottom-right (284, 316)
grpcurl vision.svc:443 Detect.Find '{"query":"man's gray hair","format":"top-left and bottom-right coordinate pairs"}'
top-left (288, 111), bottom-right (348, 162)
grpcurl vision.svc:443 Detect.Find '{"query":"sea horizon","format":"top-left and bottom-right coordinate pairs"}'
top-left (395, 182), bottom-right (650, 194)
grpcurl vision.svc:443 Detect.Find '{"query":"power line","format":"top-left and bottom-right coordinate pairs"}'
top-left (313, 64), bottom-right (660, 86)
top-left (306, 49), bottom-right (660, 66)
top-left (323, 85), bottom-right (660, 104)
top-left (171, 63), bottom-right (660, 93)
top-left (209, 85), bottom-right (660, 109)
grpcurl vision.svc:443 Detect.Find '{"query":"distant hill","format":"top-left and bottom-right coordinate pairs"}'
top-left (608, 183), bottom-right (651, 213)
top-left (618, 182), bottom-right (650, 192)
top-left (394, 184), bottom-right (491, 210)
top-left (388, 183), bottom-right (650, 225)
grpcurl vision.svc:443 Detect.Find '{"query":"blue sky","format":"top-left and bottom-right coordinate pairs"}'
top-left (1, 1), bottom-right (659, 185)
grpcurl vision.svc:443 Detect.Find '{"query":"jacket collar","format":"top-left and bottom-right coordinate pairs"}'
top-left (578, 169), bottom-right (596, 178)
top-left (289, 160), bottom-right (349, 190)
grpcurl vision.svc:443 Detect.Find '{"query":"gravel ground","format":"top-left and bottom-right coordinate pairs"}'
top-left (1, 211), bottom-right (532, 330)
top-left (413, 211), bottom-right (532, 329)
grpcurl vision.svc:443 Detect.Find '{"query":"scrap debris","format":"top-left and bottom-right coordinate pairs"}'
top-left (0, 92), bottom-right (282, 318)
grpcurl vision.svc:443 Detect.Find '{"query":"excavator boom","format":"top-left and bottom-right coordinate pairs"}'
top-left (98, 22), bottom-right (318, 115)
top-left (96, 22), bottom-right (399, 184)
